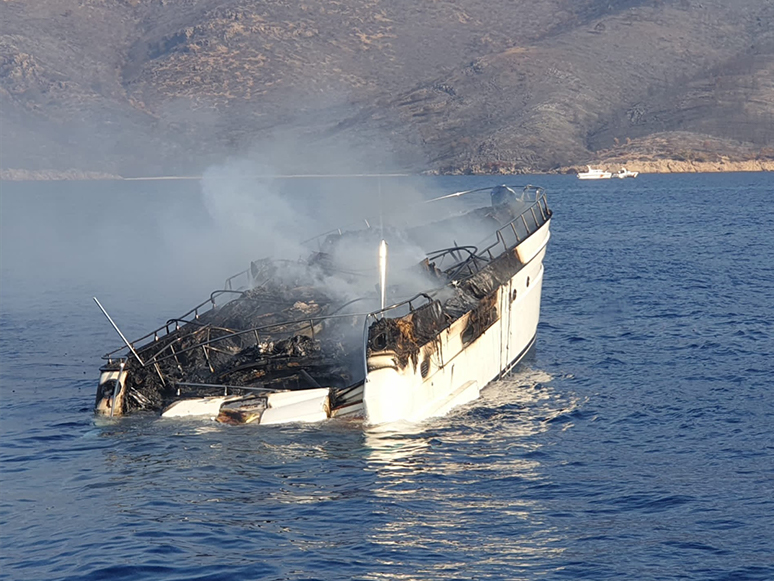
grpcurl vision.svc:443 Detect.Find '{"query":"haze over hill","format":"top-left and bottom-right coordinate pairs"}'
top-left (1, 0), bottom-right (773, 176)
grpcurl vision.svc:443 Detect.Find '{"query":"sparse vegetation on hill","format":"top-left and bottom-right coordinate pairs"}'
top-left (1, 0), bottom-right (772, 177)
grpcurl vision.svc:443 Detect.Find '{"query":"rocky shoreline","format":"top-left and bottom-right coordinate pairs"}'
top-left (2, 159), bottom-right (772, 181)
top-left (582, 159), bottom-right (774, 175)
top-left (429, 158), bottom-right (774, 176)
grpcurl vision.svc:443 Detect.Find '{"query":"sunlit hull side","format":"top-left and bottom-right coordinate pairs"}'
top-left (363, 220), bottom-right (549, 425)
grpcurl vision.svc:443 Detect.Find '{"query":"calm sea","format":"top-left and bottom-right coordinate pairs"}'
top-left (1, 173), bottom-right (772, 580)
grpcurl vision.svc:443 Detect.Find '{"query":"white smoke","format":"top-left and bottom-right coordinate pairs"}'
top-left (190, 144), bottom-right (456, 310)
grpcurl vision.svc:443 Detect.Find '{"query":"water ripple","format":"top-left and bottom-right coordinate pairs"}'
top-left (2, 175), bottom-right (773, 580)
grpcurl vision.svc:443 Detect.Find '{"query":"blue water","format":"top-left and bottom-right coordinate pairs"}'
top-left (1, 173), bottom-right (773, 580)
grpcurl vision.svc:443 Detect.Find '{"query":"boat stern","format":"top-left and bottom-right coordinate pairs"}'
top-left (95, 364), bottom-right (128, 416)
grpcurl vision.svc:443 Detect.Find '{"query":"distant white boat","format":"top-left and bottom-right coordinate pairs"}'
top-left (577, 166), bottom-right (612, 180)
top-left (615, 167), bottom-right (639, 179)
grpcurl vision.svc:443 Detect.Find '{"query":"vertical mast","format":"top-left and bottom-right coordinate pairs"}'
top-left (379, 239), bottom-right (388, 311)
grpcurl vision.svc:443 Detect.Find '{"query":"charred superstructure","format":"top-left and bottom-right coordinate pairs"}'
top-left (95, 185), bottom-right (551, 425)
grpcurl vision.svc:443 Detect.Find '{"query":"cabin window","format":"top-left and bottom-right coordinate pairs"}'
top-left (526, 276), bottom-right (530, 288)
top-left (420, 357), bottom-right (430, 378)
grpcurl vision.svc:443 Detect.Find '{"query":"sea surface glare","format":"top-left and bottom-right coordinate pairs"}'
top-left (1, 174), bottom-right (772, 580)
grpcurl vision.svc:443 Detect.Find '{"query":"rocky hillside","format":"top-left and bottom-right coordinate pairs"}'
top-left (1, 0), bottom-right (772, 176)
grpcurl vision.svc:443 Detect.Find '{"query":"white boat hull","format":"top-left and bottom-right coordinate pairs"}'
top-left (578, 166), bottom-right (612, 179)
top-left (95, 185), bottom-right (552, 429)
top-left (362, 220), bottom-right (550, 425)
top-left (156, 220), bottom-right (551, 427)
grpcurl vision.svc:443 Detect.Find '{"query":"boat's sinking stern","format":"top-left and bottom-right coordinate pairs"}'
top-left (95, 366), bottom-right (128, 416)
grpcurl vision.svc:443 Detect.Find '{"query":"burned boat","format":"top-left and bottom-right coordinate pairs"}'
top-left (95, 184), bottom-right (552, 425)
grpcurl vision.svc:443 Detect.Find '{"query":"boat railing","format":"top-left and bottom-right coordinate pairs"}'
top-left (299, 185), bottom-right (546, 250)
top-left (103, 292), bottom-right (374, 365)
top-left (437, 191), bottom-right (550, 279)
top-left (365, 191), bottom-right (550, 322)
top-left (301, 227), bottom-right (345, 251)
top-left (224, 269), bottom-right (250, 291)
top-left (103, 256), bottom-right (319, 362)
top-left (102, 289), bottom-right (246, 362)
top-left (123, 307), bottom-right (375, 370)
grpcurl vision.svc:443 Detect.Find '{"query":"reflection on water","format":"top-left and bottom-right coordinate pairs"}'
top-left (363, 367), bottom-right (578, 469)
top-left (78, 365), bottom-right (578, 579)
top-left (363, 422), bottom-right (433, 467)
top-left (361, 366), bottom-right (576, 577)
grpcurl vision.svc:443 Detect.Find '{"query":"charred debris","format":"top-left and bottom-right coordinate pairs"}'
top-left (96, 185), bottom-right (551, 419)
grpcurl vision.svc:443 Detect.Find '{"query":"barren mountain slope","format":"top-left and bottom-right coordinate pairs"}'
top-left (1, 0), bottom-right (772, 175)
top-left (330, 0), bottom-right (774, 171)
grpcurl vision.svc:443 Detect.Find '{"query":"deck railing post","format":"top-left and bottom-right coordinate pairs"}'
top-left (153, 362), bottom-right (166, 386)
top-left (202, 344), bottom-right (214, 373)
top-left (110, 361), bottom-right (125, 418)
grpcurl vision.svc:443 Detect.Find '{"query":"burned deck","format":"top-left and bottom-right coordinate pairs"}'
top-left (95, 185), bottom-right (551, 423)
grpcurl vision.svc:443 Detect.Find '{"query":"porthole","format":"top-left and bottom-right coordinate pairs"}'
top-left (526, 276), bottom-right (530, 288)
top-left (511, 289), bottom-right (518, 302)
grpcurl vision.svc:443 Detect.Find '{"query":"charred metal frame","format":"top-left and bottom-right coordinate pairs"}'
top-left (98, 186), bottom-right (551, 413)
